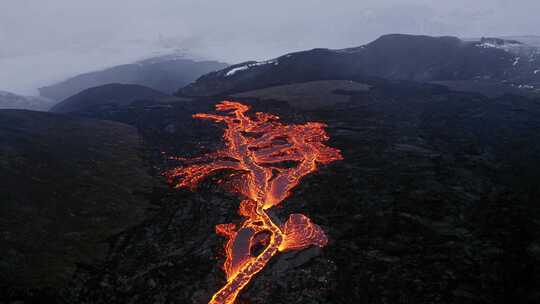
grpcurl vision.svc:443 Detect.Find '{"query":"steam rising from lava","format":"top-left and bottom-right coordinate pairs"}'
top-left (165, 101), bottom-right (342, 304)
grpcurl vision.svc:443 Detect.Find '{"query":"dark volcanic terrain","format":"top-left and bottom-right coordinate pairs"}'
top-left (0, 110), bottom-right (156, 301)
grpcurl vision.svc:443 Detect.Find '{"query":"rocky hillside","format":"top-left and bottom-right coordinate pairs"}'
top-left (39, 55), bottom-right (228, 101)
top-left (179, 34), bottom-right (540, 97)
top-left (0, 110), bottom-right (157, 300)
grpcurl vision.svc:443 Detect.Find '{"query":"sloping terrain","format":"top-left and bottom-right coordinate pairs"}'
top-left (39, 55), bottom-right (228, 101)
top-left (30, 79), bottom-right (539, 304)
top-left (232, 80), bottom-right (371, 109)
top-left (50, 83), bottom-right (169, 114)
top-left (430, 80), bottom-right (540, 98)
top-left (0, 110), bottom-right (156, 300)
top-left (179, 34), bottom-right (540, 97)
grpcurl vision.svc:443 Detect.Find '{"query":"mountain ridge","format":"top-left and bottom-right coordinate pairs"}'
top-left (40, 55), bottom-right (228, 101)
top-left (178, 34), bottom-right (540, 97)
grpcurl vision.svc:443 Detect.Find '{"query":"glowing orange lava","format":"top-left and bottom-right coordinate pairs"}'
top-left (165, 101), bottom-right (342, 304)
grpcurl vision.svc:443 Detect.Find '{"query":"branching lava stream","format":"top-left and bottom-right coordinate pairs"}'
top-left (165, 101), bottom-right (342, 304)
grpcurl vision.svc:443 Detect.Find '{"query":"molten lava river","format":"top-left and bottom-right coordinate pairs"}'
top-left (165, 101), bottom-right (342, 304)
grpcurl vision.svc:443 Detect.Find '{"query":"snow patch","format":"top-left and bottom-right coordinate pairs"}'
top-left (225, 65), bottom-right (250, 76)
top-left (478, 42), bottom-right (522, 51)
top-left (225, 60), bottom-right (278, 77)
top-left (476, 40), bottom-right (539, 61)
top-left (478, 42), bottom-right (499, 49)
top-left (513, 57), bottom-right (521, 66)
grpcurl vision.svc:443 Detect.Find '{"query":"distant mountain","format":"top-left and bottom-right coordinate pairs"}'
top-left (0, 90), bottom-right (56, 111)
top-left (179, 34), bottom-right (540, 97)
top-left (50, 83), bottom-right (170, 114)
top-left (0, 109), bottom-right (154, 294)
top-left (39, 55), bottom-right (228, 101)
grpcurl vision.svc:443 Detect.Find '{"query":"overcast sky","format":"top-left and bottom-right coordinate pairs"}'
top-left (1, 0), bottom-right (539, 95)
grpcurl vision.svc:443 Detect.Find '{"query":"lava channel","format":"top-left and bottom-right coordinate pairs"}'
top-left (165, 101), bottom-right (342, 304)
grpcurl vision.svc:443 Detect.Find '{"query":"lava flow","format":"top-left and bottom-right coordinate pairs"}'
top-left (165, 101), bottom-right (342, 304)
